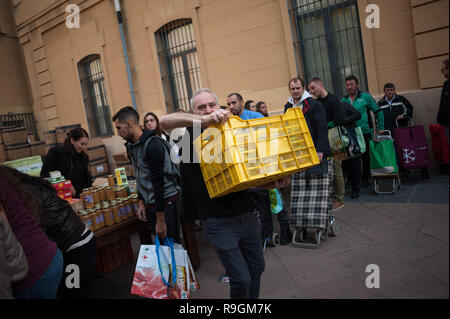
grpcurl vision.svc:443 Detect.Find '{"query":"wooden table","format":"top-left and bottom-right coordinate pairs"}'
top-left (94, 216), bottom-right (152, 249)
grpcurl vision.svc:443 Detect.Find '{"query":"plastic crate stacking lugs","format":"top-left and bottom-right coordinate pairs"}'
top-left (193, 107), bottom-right (320, 198)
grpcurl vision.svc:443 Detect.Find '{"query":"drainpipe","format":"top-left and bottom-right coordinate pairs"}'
top-left (114, 0), bottom-right (137, 111)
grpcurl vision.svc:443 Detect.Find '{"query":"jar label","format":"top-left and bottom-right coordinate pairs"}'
top-left (83, 195), bottom-right (93, 204)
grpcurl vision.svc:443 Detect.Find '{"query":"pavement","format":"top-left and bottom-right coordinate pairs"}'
top-left (93, 169), bottom-right (449, 299)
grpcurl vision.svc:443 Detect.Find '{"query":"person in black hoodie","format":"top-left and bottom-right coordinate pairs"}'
top-left (1, 165), bottom-right (96, 299)
top-left (437, 58), bottom-right (449, 141)
top-left (41, 128), bottom-right (92, 198)
top-left (285, 78), bottom-right (332, 238)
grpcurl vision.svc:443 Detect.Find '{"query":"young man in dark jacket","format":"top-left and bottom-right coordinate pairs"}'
top-left (113, 106), bottom-right (181, 242)
top-left (308, 77), bottom-right (361, 211)
top-left (377, 83), bottom-right (414, 132)
top-left (437, 58), bottom-right (449, 141)
top-left (285, 78), bottom-right (332, 238)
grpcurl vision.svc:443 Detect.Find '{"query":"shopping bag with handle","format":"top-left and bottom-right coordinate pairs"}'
top-left (131, 237), bottom-right (190, 299)
top-left (369, 132), bottom-right (398, 175)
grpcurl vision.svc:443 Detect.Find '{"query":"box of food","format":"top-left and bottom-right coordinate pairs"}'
top-left (58, 192), bottom-right (72, 200)
top-left (87, 137), bottom-right (104, 149)
top-left (87, 145), bottom-right (107, 161)
top-left (2, 156), bottom-right (43, 176)
top-left (1, 127), bottom-right (28, 146)
top-left (5, 143), bottom-right (32, 161)
top-left (31, 141), bottom-right (46, 156)
top-left (52, 180), bottom-right (72, 193)
top-left (115, 167), bottom-right (128, 186)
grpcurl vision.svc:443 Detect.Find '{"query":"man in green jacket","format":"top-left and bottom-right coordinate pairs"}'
top-left (342, 75), bottom-right (384, 197)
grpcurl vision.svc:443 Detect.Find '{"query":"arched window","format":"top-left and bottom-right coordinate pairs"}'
top-left (155, 19), bottom-right (202, 112)
top-left (78, 54), bottom-right (113, 137)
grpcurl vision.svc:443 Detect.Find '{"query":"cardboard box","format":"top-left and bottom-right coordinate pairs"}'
top-left (5, 143), bottom-right (32, 161)
top-left (112, 153), bottom-right (129, 164)
top-left (58, 192), bottom-right (72, 200)
top-left (2, 156), bottom-right (43, 176)
top-left (87, 145), bottom-right (107, 161)
top-left (31, 141), bottom-right (46, 156)
top-left (87, 137), bottom-right (104, 149)
top-left (52, 180), bottom-right (72, 193)
top-left (89, 159), bottom-right (110, 178)
top-left (27, 133), bottom-right (35, 144)
top-left (44, 130), bottom-right (57, 145)
top-left (0, 144), bottom-right (6, 163)
top-left (1, 127), bottom-right (28, 146)
top-left (0, 126), bottom-right (15, 144)
top-left (55, 124), bottom-right (81, 144)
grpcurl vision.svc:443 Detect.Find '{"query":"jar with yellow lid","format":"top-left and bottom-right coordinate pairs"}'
top-left (95, 204), bottom-right (105, 229)
top-left (110, 200), bottom-right (121, 224)
top-left (79, 210), bottom-right (94, 231)
top-left (81, 190), bottom-right (94, 209)
top-left (130, 194), bottom-right (138, 216)
top-left (125, 196), bottom-right (133, 219)
top-left (98, 187), bottom-right (106, 202)
top-left (102, 202), bottom-right (115, 227)
top-left (107, 175), bottom-right (115, 187)
top-left (85, 209), bottom-right (96, 231)
top-left (92, 189), bottom-right (100, 205)
top-left (105, 187), bottom-right (116, 201)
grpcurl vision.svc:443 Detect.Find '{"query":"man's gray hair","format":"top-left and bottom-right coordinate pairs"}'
top-left (190, 88), bottom-right (219, 109)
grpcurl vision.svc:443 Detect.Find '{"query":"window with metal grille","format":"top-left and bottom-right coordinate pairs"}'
top-left (77, 54), bottom-right (113, 137)
top-left (289, 0), bottom-right (368, 98)
top-left (155, 19), bottom-right (202, 113)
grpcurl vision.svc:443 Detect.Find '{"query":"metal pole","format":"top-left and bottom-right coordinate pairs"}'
top-left (114, 0), bottom-right (138, 111)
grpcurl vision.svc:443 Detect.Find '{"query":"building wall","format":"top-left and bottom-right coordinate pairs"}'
top-left (0, 0), bottom-right (32, 115)
top-left (7, 0), bottom-right (449, 163)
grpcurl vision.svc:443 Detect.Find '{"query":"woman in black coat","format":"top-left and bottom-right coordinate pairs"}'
top-left (41, 128), bottom-right (92, 198)
top-left (1, 165), bottom-right (97, 299)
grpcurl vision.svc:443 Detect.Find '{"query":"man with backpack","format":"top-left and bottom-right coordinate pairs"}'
top-left (112, 106), bottom-right (181, 242)
top-left (308, 77), bottom-right (361, 209)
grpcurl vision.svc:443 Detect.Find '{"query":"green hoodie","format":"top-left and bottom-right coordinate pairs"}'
top-left (342, 91), bottom-right (384, 136)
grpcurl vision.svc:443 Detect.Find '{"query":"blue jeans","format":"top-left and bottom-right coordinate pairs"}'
top-left (14, 248), bottom-right (63, 299)
top-left (202, 213), bottom-right (265, 299)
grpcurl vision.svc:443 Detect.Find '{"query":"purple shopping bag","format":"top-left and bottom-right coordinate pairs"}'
top-left (392, 125), bottom-right (431, 169)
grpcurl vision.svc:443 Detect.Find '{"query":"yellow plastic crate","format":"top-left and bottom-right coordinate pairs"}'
top-left (193, 107), bottom-right (320, 198)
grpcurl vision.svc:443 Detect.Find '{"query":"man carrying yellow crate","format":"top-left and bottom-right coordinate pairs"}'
top-left (160, 88), bottom-right (290, 299)
top-left (285, 78), bottom-right (333, 247)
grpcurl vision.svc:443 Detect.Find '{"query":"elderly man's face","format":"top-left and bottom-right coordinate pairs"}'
top-left (193, 92), bottom-right (219, 116)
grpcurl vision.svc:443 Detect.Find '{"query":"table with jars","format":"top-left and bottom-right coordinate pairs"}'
top-left (78, 179), bottom-right (151, 249)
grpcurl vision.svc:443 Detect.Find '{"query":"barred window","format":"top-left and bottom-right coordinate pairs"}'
top-left (155, 19), bottom-right (202, 113)
top-left (77, 54), bottom-right (113, 137)
top-left (289, 0), bottom-right (368, 97)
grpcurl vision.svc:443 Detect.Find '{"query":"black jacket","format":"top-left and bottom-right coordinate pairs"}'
top-left (25, 183), bottom-right (88, 252)
top-left (40, 144), bottom-right (92, 197)
top-left (284, 97), bottom-right (331, 157)
top-left (377, 94), bottom-right (414, 131)
top-left (437, 80), bottom-right (449, 126)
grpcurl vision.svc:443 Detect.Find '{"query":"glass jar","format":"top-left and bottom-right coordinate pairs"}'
top-left (79, 210), bottom-right (93, 231)
top-left (117, 199), bottom-right (126, 221)
top-left (107, 174), bottom-right (115, 187)
top-left (81, 191), bottom-right (94, 209)
top-left (92, 189), bottom-right (100, 205)
top-left (98, 187), bottom-right (106, 202)
top-left (105, 187), bottom-right (116, 201)
top-left (95, 203), bottom-right (105, 229)
top-left (119, 187), bottom-right (128, 198)
top-left (86, 208), bottom-right (96, 231)
top-left (128, 180), bottom-right (137, 194)
top-left (110, 200), bottom-right (121, 224)
top-left (102, 202), bottom-right (115, 227)
top-left (125, 196), bottom-right (133, 219)
top-left (131, 194), bottom-right (138, 216)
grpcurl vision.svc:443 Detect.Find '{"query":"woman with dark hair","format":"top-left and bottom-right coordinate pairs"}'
top-left (41, 127), bottom-right (92, 198)
top-left (2, 165), bottom-right (97, 299)
top-left (0, 166), bottom-right (63, 299)
top-left (256, 101), bottom-right (269, 117)
top-left (143, 112), bottom-right (163, 137)
top-left (244, 100), bottom-right (257, 112)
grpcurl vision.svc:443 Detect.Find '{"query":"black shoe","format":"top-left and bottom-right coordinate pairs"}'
top-left (351, 189), bottom-right (359, 199)
top-left (361, 179), bottom-right (369, 188)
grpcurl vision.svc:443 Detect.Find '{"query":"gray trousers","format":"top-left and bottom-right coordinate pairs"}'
top-left (202, 212), bottom-right (265, 299)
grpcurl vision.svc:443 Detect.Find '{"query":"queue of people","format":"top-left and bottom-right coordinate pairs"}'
top-left (1, 58), bottom-right (447, 300)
